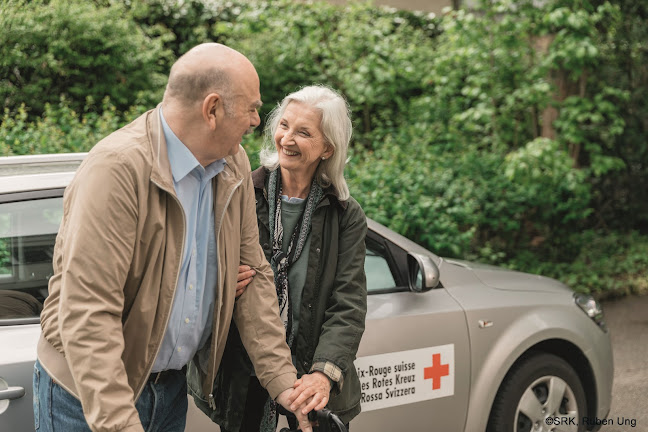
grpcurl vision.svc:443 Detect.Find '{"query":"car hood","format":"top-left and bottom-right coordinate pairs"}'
top-left (443, 259), bottom-right (573, 294)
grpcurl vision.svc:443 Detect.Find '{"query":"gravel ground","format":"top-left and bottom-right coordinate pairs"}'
top-left (599, 295), bottom-right (648, 432)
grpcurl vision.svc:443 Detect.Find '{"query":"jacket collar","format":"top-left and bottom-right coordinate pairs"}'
top-left (147, 105), bottom-right (175, 192)
top-left (252, 166), bottom-right (348, 210)
top-left (252, 166), bottom-right (268, 190)
top-left (147, 105), bottom-right (243, 192)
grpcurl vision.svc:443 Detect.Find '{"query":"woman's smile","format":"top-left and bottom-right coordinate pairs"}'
top-left (281, 146), bottom-right (300, 156)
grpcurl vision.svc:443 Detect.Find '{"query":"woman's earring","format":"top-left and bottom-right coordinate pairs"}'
top-left (322, 156), bottom-right (327, 160)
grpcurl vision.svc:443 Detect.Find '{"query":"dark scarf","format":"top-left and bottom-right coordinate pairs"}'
top-left (261, 167), bottom-right (324, 431)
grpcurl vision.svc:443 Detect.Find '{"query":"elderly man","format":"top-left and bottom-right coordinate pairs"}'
top-left (34, 43), bottom-right (313, 432)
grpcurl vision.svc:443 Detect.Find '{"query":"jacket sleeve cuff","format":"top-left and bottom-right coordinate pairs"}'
top-left (266, 371), bottom-right (298, 400)
top-left (310, 361), bottom-right (344, 394)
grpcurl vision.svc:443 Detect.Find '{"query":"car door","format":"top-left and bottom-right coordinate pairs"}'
top-left (0, 190), bottom-right (63, 432)
top-left (352, 228), bottom-right (471, 432)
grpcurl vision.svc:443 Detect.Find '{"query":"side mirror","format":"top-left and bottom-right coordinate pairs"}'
top-left (408, 253), bottom-right (440, 292)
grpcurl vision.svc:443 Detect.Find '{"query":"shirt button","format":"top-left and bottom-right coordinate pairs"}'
top-left (192, 249), bottom-right (196, 257)
top-left (316, 248), bottom-right (320, 254)
top-left (185, 318), bottom-right (190, 324)
top-left (177, 347), bottom-right (182, 353)
top-left (189, 284), bottom-right (194, 290)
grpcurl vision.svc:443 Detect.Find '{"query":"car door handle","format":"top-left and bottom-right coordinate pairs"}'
top-left (0, 386), bottom-right (25, 401)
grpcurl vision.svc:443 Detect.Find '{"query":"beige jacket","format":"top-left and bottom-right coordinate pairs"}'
top-left (38, 107), bottom-right (297, 432)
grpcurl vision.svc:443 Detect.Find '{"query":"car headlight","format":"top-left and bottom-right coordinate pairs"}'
top-left (574, 293), bottom-right (608, 332)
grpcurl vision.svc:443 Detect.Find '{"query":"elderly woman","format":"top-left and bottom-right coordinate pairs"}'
top-left (209, 85), bottom-right (367, 432)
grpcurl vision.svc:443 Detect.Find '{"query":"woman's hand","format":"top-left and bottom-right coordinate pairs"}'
top-left (289, 371), bottom-right (332, 415)
top-left (277, 389), bottom-right (313, 432)
top-left (236, 264), bottom-right (256, 298)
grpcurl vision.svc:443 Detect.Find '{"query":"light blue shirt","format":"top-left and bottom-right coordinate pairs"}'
top-left (152, 109), bottom-right (226, 372)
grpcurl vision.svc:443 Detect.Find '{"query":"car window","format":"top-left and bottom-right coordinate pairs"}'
top-left (0, 197), bottom-right (62, 321)
top-left (364, 239), bottom-right (398, 293)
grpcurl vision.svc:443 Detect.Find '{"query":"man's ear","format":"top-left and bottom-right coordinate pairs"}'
top-left (202, 93), bottom-right (223, 130)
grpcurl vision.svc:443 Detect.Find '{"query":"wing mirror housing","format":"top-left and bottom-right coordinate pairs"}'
top-left (408, 253), bottom-right (440, 292)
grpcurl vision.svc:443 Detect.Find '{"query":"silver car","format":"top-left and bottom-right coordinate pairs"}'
top-left (0, 153), bottom-right (612, 432)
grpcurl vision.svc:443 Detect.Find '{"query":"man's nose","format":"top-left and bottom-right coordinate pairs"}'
top-left (251, 110), bottom-right (261, 127)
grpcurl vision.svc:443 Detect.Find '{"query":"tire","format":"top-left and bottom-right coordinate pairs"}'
top-left (487, 352), bottom-right (587, 432)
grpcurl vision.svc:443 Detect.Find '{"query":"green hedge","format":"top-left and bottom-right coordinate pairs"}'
top-left (0, 0), bottom-right (169, 117)
top-left (514, 230), bottom-right (648, 299)
top-left (0, 98), bottom-right (145, 156)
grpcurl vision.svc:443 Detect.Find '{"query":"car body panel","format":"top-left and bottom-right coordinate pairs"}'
top-left (444, 269), bottom-right (614, 431)
top-left (0, 324), bottom-right (40, 428)
top-left (0, 173), bottom-right (76, 195)
top-left (354, 288), bottom-right (471, 431)
top-left (447, 258), bottom-right (575, 294)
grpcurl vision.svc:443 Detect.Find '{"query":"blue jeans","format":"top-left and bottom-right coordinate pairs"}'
top-left (33, 360), bottom-right (188, 432)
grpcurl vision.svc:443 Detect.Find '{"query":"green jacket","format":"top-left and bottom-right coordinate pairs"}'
top-left (190, 167), bottom-right (367, 430)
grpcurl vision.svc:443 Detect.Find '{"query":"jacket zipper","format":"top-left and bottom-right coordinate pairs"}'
top-left (208, 176), bottom-right (243, 409)
top-left (135, 179), bottom-right (186, 400)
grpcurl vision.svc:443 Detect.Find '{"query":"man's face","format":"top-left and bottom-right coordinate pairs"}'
top-left (211, 72), bottom-right (262, 159)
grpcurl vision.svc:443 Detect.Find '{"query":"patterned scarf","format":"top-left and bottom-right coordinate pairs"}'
top-left (261, 168), bottom-right (324, 432)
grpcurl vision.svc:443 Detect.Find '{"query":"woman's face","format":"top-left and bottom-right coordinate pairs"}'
top-left (274, 101), bottom-right (332, 182)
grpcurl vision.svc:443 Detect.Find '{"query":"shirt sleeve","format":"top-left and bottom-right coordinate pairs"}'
top-left (310, 361), bottom-right (344, 391)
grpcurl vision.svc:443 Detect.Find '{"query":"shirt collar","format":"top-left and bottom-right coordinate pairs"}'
top-left (204, 157), bottom-right (227, 182)
top-left (160, 108), bottom-right (226, 183)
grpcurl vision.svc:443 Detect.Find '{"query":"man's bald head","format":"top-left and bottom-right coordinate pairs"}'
top-left (163, 43), bottom-right (254, 112)
top-left (159, 43), bottom-right (262, 166)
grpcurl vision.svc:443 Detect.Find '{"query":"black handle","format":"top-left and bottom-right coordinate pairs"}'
top-left (278, 408), bottom-right (347, 432)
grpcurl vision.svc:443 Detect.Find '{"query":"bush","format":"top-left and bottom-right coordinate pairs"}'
top-left (211, 0), bottom-right (441, 140)
top-left (344, 0), bottom-right (608, 263)
top-left (0, 98), bottom-right (147, 156)
top-left (0, 0), bottom-right (170, 118)
top-left (586, 0), bottom-right (648, 229)
top-left (127, 0), bottom-right (230, 58)
top-left (348, 137), bottom-right (478, 258)
top-left (348, 133), bottom-right (592, 263)
top-left (127, 0), bottom-right (442, 138)
top-left (513, 231), bottom-right (648, 299)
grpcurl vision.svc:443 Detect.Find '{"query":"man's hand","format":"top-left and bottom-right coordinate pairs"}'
top-left (289, 372), bottom-right (331, 415)
top-left (236, 264), bottom-right (256, 298)
top-left (276, 389), bottom-right (313, 432)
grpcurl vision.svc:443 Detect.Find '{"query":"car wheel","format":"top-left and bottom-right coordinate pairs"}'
top-left (487, 352), bottom-right (587, 432)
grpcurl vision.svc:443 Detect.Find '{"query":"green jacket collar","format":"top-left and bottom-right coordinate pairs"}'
top-left (251, 166), bottom-right (348, 210)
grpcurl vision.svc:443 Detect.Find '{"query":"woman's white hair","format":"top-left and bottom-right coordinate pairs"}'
top-left (260, 85), bottom-right (352, 201)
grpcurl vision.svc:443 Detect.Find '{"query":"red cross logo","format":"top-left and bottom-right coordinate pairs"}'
top-left (424, 353), bottom-right (449, 390)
